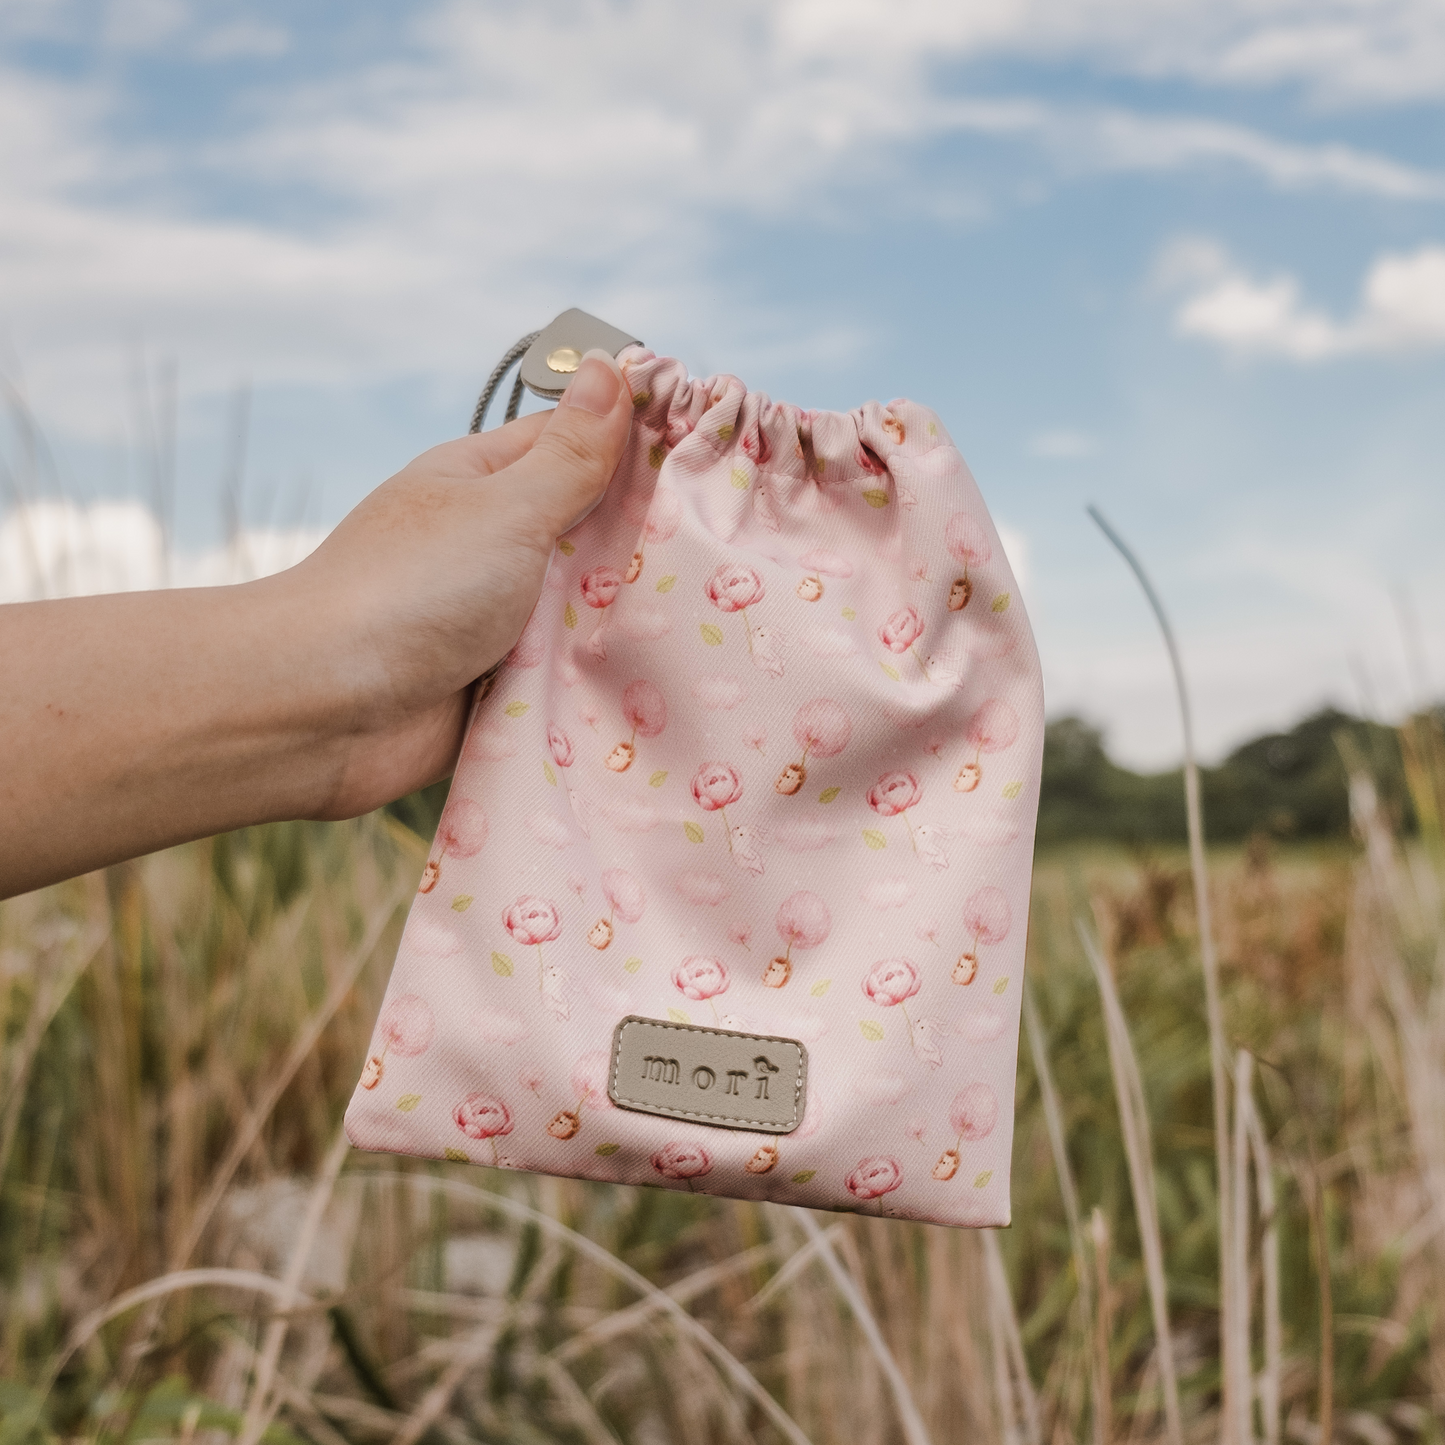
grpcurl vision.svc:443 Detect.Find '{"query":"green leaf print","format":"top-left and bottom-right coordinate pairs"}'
top-left (684, 821), bottom-right (705, 844)
top-left (564, 602), bottom-right (578, 629)
top-left (557, 538), bottom-right (576, 556)
top-left (991, 592), bottom-right (1011, 613)
top-left (717, 423), bottom-right (734, 440)
top-left (818, 786), bottom-right (841, 804)
top-left (543, 761), bottom-right (557, 786)
top-left (595, 1143), bottom-right (621, 1157)
top-left (791, 1170), bottom-right (817, 1184)
top-left (624, 956), bottom-right (643, 975)
top-left (700, 623), bottom-right (724, 646)
top-left (841, 607), bottom-right (856, 620)
top-left (668, 1007), bottom-right (690, 1025)
top-left (504, 700), bottom-right (530, 718)
top-left (395, 1094), bottom-right (422, 1113)
top-left (648, 770), bottom-right (668, 788)
top-left (1001, 780), bottom-right (1023, 800)
top-left (730, 467), bottom-right (751, 490)
top-left (451, 895), bottom-right (473, 913)
top-left (810, 979), bottom-right (832, 997)
top-left (862, 489), bottom-right (890, 508)
top-left (445, 1148), bottom-right (469, 1163)
top-left (655, 574), bottom-right (677, 593)
top-left (973, 1170), bottom-right (993, 1189)
top-left (632, 390), bottom-right (651, 409)
top-left (859, 1019), bottom-right (884, 1042)
top-left (879, 661), bottom-right (901, 682)
top-left (648, 444), bottom-right (666, 469)
top-left (492, 951), bottom-right (514, 977)
top-left (993, 977), bottom-right (1009, 995)
top-left (862, 829), bottom-right (887, 850)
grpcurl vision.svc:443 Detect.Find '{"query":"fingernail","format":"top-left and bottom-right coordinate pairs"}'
top-left (560, 349), bottom-right (622, 416)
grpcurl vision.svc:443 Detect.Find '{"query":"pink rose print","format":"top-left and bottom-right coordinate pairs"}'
top-left (692, 760), bottom-right (743, 811)
top-left (955, 699), bottom-right (1021, 793)
top-left (862, 956), bottom-right (921, 1008)
top-left (503, 894), bottom-right (563, 991)
top-left (954, 886), bottom-right (1011, 986)
top-left (691, 760), bottom-right (747, 861)
top-left (795, 548), bottom-right (853, 602)
top-left (846, 1155), bottom-right (903, 1213)
top-left (705, 562), bottom-right (766, 656)
top-left (453, 1092), bottom-right (513, 1164)
top-left (767, 890), bottom-right (831, 989)
top-left (672, 956), bottom-right (731, 1018)
top-left (580, 566), bottom-right (624, 610)
top-left (420, 797), bottom-right (488, 893)
top-left (587, 867), bottom-right (645, 950)
top-left (361, 992), bottom-right (436, 1089)
top-left (867, 770), bottom-right (925, 854)
top-left (548, 724), bottom-right (575, 769)
top-left (607, 678), bottom-right (667, 773)
top-left (777, 697), bottom-right (852, 797)
top-left (706, 562), bottom-right (764, 613)
top-left (878, 605), bottom-right (932, 681)
top-left (863, 957), bottom-right (937, 1064)
top-left (581, 564), bottom-right (625, 659)
top-left (651, 1140), bottom-right (713, 1190)
top-left (944, 513), bottom-right (991, 612)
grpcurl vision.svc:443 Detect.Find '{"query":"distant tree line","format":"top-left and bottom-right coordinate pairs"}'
top-left (1037, 706), bottom-right (1434, 846)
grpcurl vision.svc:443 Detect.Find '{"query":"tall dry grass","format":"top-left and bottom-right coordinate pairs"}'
top-left (2, 725), bottom-right (1443, 1443)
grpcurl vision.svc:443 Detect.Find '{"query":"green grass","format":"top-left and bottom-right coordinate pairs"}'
top-left (2, 731), bottom-right (1444, 1444)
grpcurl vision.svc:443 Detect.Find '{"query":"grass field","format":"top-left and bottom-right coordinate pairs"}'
top-left (1, 713), bottom-right (1443, 1445)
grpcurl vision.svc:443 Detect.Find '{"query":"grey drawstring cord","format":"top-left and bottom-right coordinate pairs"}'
top-left (469, 331), bottom-right (543, 433)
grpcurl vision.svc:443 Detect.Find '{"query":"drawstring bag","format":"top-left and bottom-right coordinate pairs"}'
top-left (345, 339), bottom-right (1044, 1227)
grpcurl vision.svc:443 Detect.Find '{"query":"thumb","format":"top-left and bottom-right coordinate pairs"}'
top-left (506, 348), bottom-right (634, 537)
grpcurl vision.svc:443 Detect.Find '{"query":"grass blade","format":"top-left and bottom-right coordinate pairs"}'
top-left (1077, 917), bottom-right (1184, 1445)
top-left (1087, 504), bottom-right (1237, 1442)
top-left (789, 1207), bottom-right (933, 1445)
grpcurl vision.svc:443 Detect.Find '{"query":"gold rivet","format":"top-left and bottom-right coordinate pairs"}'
top-left (546, 346), bottom-right (582, 374)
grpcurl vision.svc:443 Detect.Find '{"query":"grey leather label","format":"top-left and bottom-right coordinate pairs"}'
top-left (520, 309), bottom-right (642, 399)
top-left (608, 1016), bottom-right (807, 1134)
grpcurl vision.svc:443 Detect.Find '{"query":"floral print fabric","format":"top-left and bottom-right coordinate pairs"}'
top-left (345, 348), bottom-right (1045, 1226)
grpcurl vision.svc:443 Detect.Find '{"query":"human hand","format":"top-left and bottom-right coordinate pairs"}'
top-left (0, 348), bottom-right (632, 897)
top-left (294, 348), bottom-right (634, 819)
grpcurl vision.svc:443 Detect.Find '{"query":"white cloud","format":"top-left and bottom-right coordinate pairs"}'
top-left (1166, 238), bottom-right (1445, 359)
top-left (1, 2), bottom-right (1440, 440)
top-left (0, 498), bottom-right (327, 603)
top-left (781, 0), bottom-right (1445, 106)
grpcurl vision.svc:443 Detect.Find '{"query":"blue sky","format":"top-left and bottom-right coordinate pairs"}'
top-left (2, 0), bottom-right (1443, 766)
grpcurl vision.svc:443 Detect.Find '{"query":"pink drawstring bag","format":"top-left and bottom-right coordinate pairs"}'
top-left (346, 345), bottom-right (1044, 1227)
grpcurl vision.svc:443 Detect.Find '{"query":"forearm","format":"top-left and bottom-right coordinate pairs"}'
top-left (0, 574), bottom-right (352, 897)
